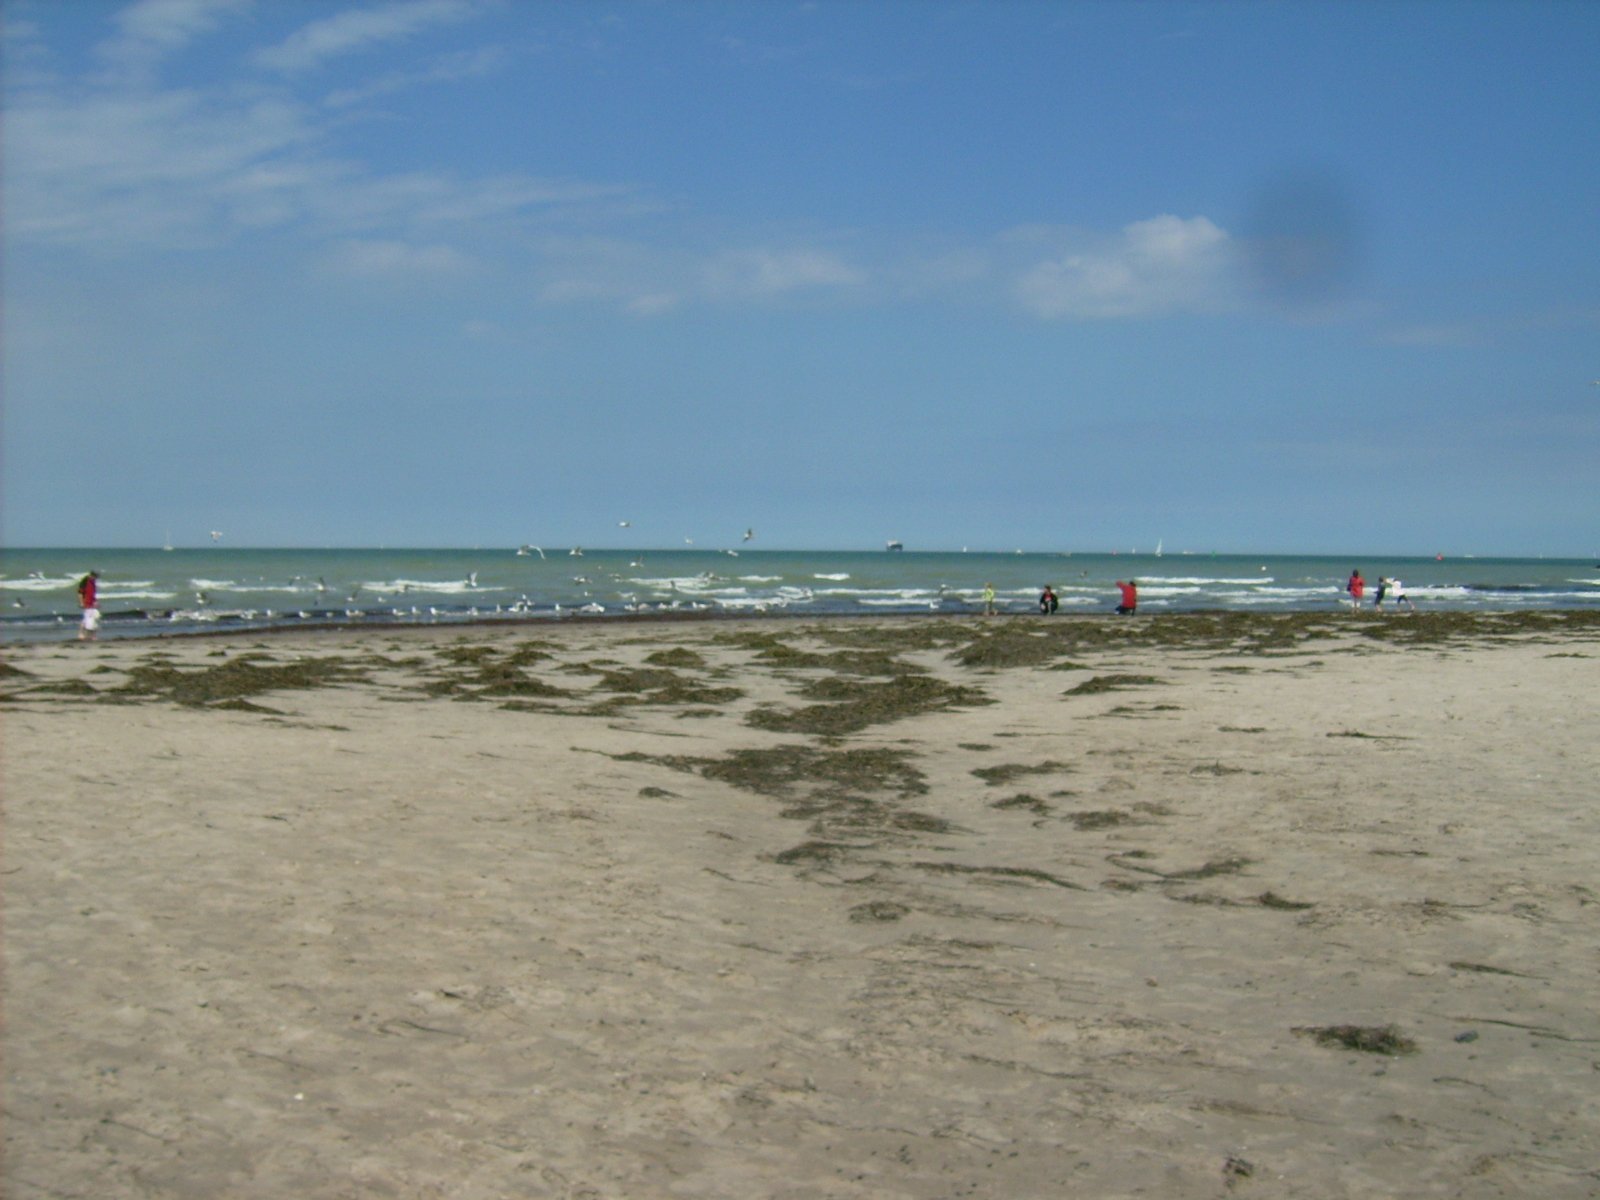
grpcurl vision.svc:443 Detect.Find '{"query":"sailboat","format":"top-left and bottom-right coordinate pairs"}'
top-left (1154, 539), bottom-right (1163, 557)
top-left (162, 531), bottom-right (174, 551)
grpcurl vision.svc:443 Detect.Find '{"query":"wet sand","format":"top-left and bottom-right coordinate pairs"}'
top-left (4, 612), bottom-right (1598, 1198)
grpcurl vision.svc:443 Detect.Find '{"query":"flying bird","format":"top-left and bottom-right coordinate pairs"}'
top-left (743, 528), bottom-right (755, 541)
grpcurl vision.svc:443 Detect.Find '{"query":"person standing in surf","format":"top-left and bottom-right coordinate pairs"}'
top-left (76, 570), bottom-right (101, 641)
top-left (1115, 579), bottom-right (1137, 615)
top-left (1346, 569), bottom-right (1365, 612)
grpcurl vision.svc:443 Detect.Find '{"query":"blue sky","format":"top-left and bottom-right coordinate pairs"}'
top-left (3, 0), bottom-right (1596, 555)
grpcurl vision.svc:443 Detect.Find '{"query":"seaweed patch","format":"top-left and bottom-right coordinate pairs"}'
top-left (1294, 1024), bottom-right (1417, 1055)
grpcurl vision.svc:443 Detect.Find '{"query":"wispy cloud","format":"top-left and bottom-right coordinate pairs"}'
top-left (4, 88), bottom-right (315, 247)
top-left (323, 44), bottom-right (507, 108)
top-left (95, 0), bottom-right (252, 79)
top-left (254, 0), bottom-right (482, 73)
top-left (3, 3), bottom-right (619, 253)
top-left (702, 248), bottom-right (865, 297)
top-left (534, 240), bottom-right (866, 314)
top-left (326, 237), bottom-right (474, 278)
top-left (1013, 215), bottom-right (1234, 319)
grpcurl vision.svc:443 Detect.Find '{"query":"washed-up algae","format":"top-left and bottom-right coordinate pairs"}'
top-left (1068, 809), bottom-right (1143, 830)
top-left (612, 743), bottom-right (927, 801)
top-left (910, 861), bottom-right (1087, 891)
top-left (714, 630), bottom-right (926, 678)
top-left (643, 647), bottom-right (708, 669)
top-left (110, 654), bottom-right (368, 708)
top-left (950, 626), bottom-right (1074, 669)
top-left (971, 760), bottom-right (1073, 786)
top-left (813, 623), bottom-right (971, 654)
top-left (747, 674), bottom-right (989, 737)
top-left (19, 679), bottom-right (100, 698)
top-left (992, 794), bottom-right (1052, 815)
top-left (1065, 674), bottom-right (1163, 695)
top-left (580, 667), bottom-right (742, 713)
top-left (1294, 1024), bottom-right (1418, 1055)
top-left (849, 900), bottom-right (911, 923)
top-left (429, 656), bottom-right (569, 701)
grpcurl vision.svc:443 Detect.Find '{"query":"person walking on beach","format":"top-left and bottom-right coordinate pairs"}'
top-left (1346, 569), bottom-right (1365, 612)
top-left (1115, 579), bottom-right (1137, 615)
top-left (982, 583), bottom-right (996, 616)
top-left (1038, 585), bottom-right (1058, 615)
top-left (76, 570), bottom-right (101, 641)
top-left (1374, 576), bottom-right (1389, 610)
top-left (1389, 577), bottom-right (1415, 612)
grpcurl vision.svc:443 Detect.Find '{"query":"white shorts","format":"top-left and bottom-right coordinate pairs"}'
top-left (82, 607), bottom-right (101, 632)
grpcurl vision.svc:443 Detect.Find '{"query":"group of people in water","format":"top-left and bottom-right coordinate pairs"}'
top-left (1345, 569), bottom-right (1415, 613)
top-left (981, 580), bottom-right (1139, 616)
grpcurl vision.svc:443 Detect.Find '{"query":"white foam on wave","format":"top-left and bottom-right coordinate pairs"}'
top-left (813, 573), bottom-right (851, 581)
top-left (630, 575), bottom-right (722, 594)
top-left (0, 574), bottom-right (78, 592)
top-left (362, 578), bottom-right (480, 595)
top-left (1140, 576), bottom-right (1275, 586)
top-left (714, 595), bottom-right (783, 610)
top-left (102, 589), bottom-right (179, 602)
top-left (738, 575), bottom-right (783, 583)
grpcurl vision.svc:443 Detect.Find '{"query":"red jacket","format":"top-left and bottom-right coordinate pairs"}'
top-left (1347, 573), bottom-right (1365, 600)
top-left (78, 575), bottom-right (97, 607)
top-left (1118, 581), bottom-right (1137, 607)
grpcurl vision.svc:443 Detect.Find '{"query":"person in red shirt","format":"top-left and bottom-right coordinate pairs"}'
top-left (1115, 579), bottom-right (1137, 615)
top-left (76, 570), bottom-right (101, 640)
top-left (1346, 569), bottom-right (1365, 613)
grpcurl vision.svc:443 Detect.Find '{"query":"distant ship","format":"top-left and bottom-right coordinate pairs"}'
top-left (885, 540), bottom-right (904, 552)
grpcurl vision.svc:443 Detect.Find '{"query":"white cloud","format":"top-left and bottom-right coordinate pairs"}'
top-left (1014, 214), bottom-right (1233, 319)
top-left (3, 67), bottom-right (625, 251)
top-left (3, 88), bottom-right (316, 247)
top-left (327, 237), bottom-right (473, 277)
top-left (96, 0), bottom-right (252, 79)
top-left (254, 0), bottom-right (481, 73)
top-left (323, 44), bottom-right (507, 108)
top-left (702, 249), bottom-right (865, 297)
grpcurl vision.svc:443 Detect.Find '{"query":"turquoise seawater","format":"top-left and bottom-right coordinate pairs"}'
top-left (3, 547), bottom-right (1597, 642)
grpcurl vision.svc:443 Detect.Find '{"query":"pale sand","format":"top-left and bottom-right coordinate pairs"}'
top-left (3, 613), bottom-right (1597, 1199)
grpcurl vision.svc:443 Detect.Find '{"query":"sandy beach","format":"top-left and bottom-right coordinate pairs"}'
top-left (4, 611), bottom-right (1597, 1199)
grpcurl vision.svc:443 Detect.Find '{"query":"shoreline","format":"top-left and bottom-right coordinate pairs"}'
top-left (6, 612), bottom-right (1598, 1197)
top-left (8, 604), bottom-right (1600, 649)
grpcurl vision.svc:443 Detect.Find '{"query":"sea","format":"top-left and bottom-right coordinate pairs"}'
top-left (3, 546), bottom-right (1598, 643)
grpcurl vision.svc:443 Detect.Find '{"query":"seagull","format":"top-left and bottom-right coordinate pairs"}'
top-left (210, 530), bottom-right (223, 542)
top-left (743, 528), bottom-right (754, 542)
top-left (618, 520), bottom-right (631, 528)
